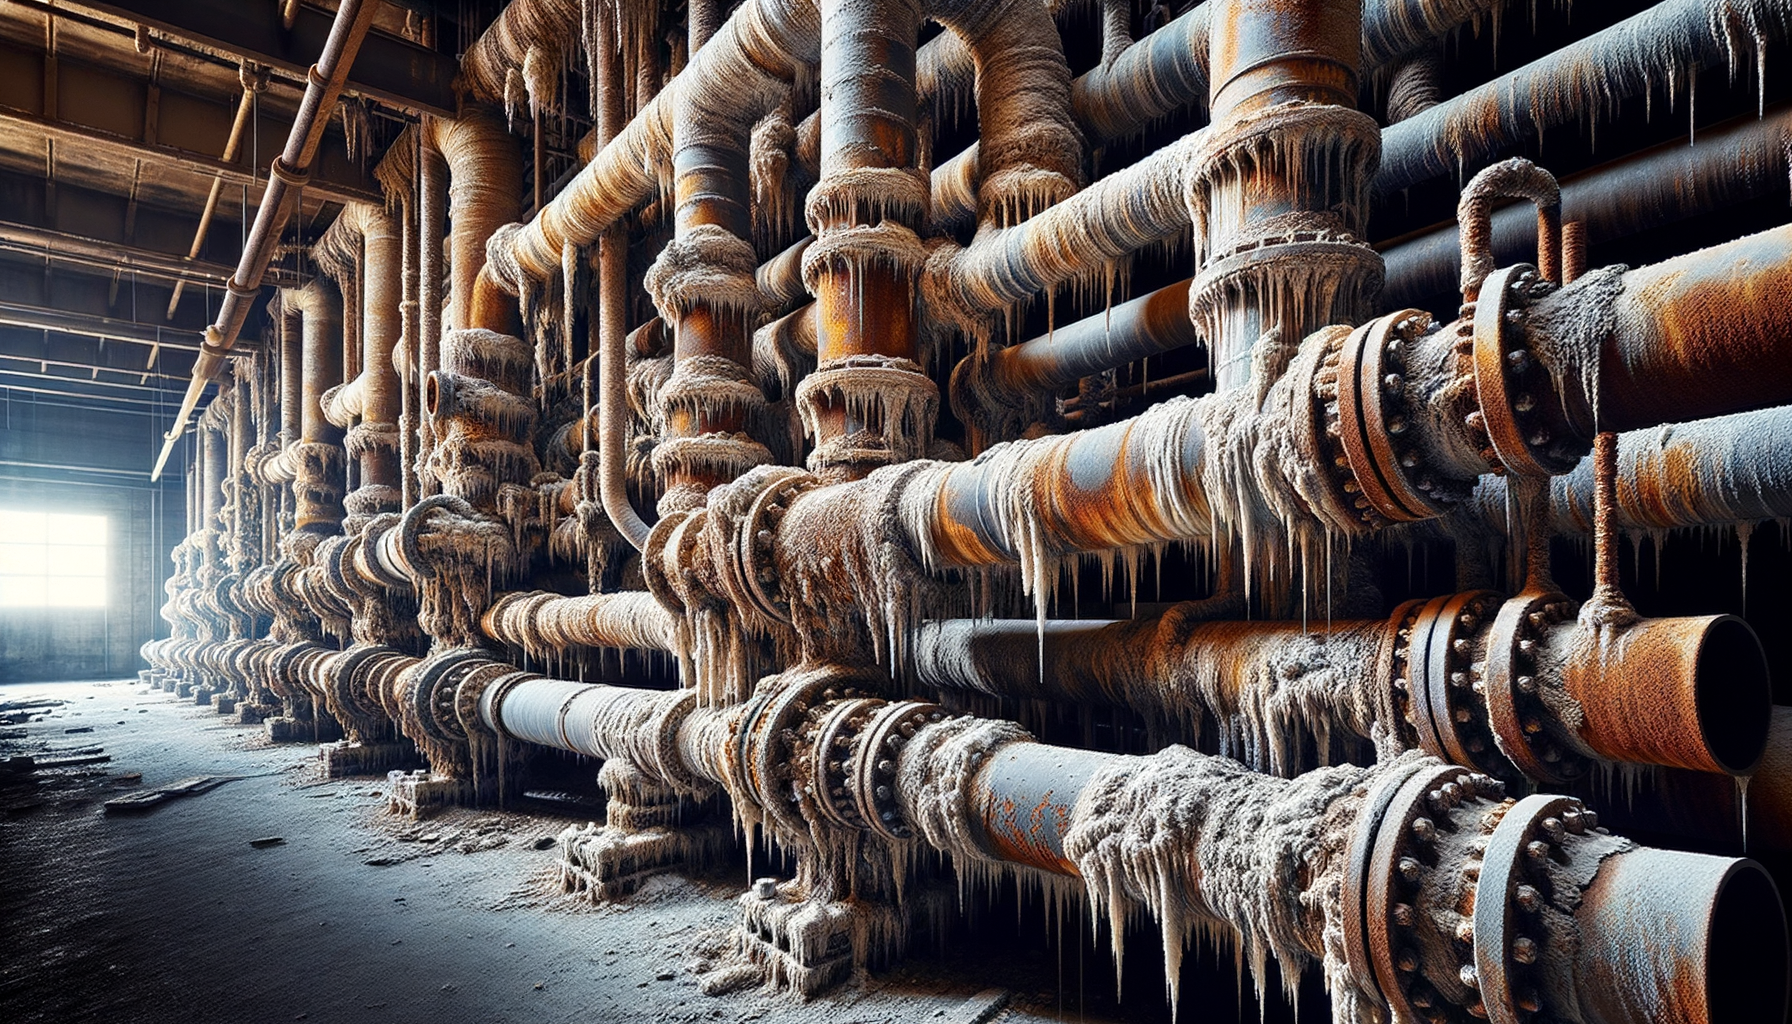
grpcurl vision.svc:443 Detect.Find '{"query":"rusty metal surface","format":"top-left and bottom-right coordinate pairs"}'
top-left (1561, 613), bottom-right (1771, 777)
top-left (1596, 223), bottom-right (1792, 432)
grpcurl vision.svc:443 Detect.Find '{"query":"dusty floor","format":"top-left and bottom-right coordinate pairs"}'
top-left (0, 679), bottom-right (1158, 1024)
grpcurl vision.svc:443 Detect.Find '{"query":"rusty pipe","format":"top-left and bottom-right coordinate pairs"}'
top-left (167, 71), bottom-right (262, 321)
top-left (952, 279), bottom-right (1200, 426)
top-left (480, 590), bottom-right (678, 655)
top-left (1377, 0), bottom-right (1792, 197)
top-left (416, 133), bottom-right (447, 494)
top-left (424, 110), bottom-right (523, 332)
top-left (1471, 405), bottom-right (1792, 535)
top-left (152, 0), bottom-right (377, 481)
top-left (1552, 222), bottom-right (1792, 434)
top-left (1379, 108), bottom-right (1792, 308)
top-left (1570, 849), bottom-right (1788, 1024)
top-left (913, 593), bottom-right (1771, 783)
top-left (1562, 614), bottom-right (1770, 776)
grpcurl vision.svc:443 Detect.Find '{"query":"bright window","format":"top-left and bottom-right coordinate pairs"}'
top-left (0, 510), bottom-right (108, 608)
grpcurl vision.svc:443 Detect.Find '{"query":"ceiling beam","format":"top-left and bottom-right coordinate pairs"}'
top-left (0, 363), bottom-right (187, 395)
top-left (0, 372), bottom-right (203, 408)
top-left (0, 107), bottom-right (384, 208)
top-left (0, 219), bottom-right (306, 289)
top-left (75, 0), bottom-right (456, 116)
top-left (0, 299), bottom-right (210, 351)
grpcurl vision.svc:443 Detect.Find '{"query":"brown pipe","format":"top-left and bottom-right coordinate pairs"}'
top-left (417, 132), bottom-right (447, 494)
top-left (423, 109), bottom-right (523, 332)
top-left (1562, 614), bottom-right (1771, 776)
top-left (1578, 223), bottom-right (1792, 433)
top-left (153, 0), bottom-right (378, 481)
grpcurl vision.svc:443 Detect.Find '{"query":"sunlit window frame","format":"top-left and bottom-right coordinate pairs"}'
top-left (0, 509), bottom-right (110, 609)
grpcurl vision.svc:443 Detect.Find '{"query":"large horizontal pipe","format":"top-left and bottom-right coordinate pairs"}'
top-left (913, 592), bottom-right (1772, 783)
top-left (470, 663), bottom-right (1784, 1024)
top-left (1380, 108), bottom-right (1792, 307)
top-left (481, 591), bottom-right (679, 655)
top-left (1378, 0), bottom-right (1792, 196)
top-left (1536, 222), bottom-right (1792, 433)
top-left (1472, 405), bottom-right (1792, 534)
top-left (956, 279), bottom-right (1199, 412)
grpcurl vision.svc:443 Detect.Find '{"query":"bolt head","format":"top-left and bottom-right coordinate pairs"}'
top-left (1515, 884), bottom-right (1542, 911)
top-left (1460, 965), bottom-right (1479, 989)
top-left (1513, 936), bottom-right (1538, 964)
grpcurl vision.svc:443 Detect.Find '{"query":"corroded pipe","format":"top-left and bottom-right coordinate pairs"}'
top-left (1557, 223), bottom-right (1792, 433)
top-left (153, 0), bottom-right (378, 480)
top-left (1472, 405), bottom-right (1792, 535)
top-left (913, 590), bottom-right (1771, 782)
top-left (1380, 109), bottom-right (1792, 307)
top-left (952, 278), bottom-right (1199, 433)
top-left (480, 590), bottom-right (678, 655)
top-left (462, 660), bottom-right (1787, 1024)
top-left (1377, 0), bottom-right (1792, 197)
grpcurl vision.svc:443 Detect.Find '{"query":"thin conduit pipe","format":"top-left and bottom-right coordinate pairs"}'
top-left (153, 0), bottom-right (378, 480)
top-left (167, 70), bottom-right (262, 320)
top-left (416, 134), bottom-right (447, 494)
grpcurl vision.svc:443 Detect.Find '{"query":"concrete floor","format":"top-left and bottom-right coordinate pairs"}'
top-left (0, 679), bottom-right (1147, 1024)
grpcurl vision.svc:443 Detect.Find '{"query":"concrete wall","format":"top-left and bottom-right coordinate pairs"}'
top-left (0, 395), bottom-right (186, 682)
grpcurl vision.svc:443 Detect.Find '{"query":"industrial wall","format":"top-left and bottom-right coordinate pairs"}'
top-left (0, 396), bottom-right (184, 681)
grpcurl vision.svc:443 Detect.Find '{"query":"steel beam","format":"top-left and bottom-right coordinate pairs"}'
top-left (0, 108), bottom-right (382, 208)
top-left (0, 301), bottom-right (207, 352)
top-left (0, 220), bottom-right (304, 290)
top-left (76, 0), bottom-right (456, 116)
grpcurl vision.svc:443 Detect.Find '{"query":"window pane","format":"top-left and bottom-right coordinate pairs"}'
top-left (0, 510), bottom-right (46, 544)
top-left (42, 514), bottom-right (106, 546)
top-left (0, 575), bottom-right (45, 607)
top-left (45, 575), bottom-right (105, 607)
top-left (57, 545), bottom-right (106, 577)
top-left (0, 543), bottom-right (46, 575)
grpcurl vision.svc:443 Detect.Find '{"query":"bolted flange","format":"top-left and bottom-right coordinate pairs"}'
top-left (1471, 264), bottom-right (1584, 477)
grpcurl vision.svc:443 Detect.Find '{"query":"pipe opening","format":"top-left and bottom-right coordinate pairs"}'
top-left (425, 373), bottom-right (442, 418)
top-left (1708, 860), bottom-right (1789, 1023)
top-left (1695, 615), bottom-right (1772, 775)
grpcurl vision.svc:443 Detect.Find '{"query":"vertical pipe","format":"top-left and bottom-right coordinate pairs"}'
top-left (799, 0), bottom-right (933, 480)
top-left (1193, 0), bottom-right (1381, 391)
top-left (358, 210), bottom-right (402, 496)
top-left (417, 132), bottom-right (446, 494)
top-left (596, 0), bottom-right (650, 552)
top-left (280, 304), bottom-right (303, 443)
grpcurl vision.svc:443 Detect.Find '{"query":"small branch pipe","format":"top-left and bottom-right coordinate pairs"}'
top-left (153, 0), bottom-right (378, 480)
top-left (1380, 109), bottom-right (1792, 308)
top-left (167, 70), bottom-right (263, 320)
top-left (1377, 0), bottom-right (1792, 197)
top-left (416, 133), bottom-right (447, 493)
top-left (593, 3), bottom-right (651, 553)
